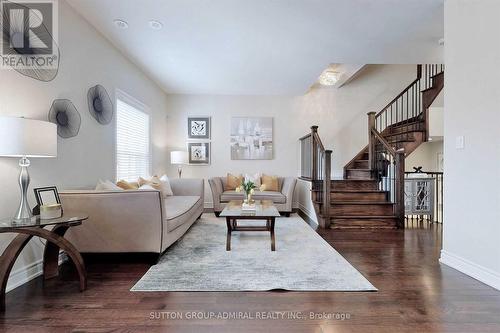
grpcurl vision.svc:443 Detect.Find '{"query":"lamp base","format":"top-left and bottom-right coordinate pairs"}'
top-left (14, 157), bottom-right (32, 221)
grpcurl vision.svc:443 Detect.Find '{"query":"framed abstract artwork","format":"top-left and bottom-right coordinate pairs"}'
top-left (188, 142), bottom-right (210, 165)
top-left (187, 117), bottom-right (211, 139)
top-left (230, 117), bottom-right (273, 160)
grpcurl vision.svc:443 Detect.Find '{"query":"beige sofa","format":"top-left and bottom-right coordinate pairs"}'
top-left (208, 177), bottom-right (296, 217)
top-left (60, 178), bottom-right (204, 261)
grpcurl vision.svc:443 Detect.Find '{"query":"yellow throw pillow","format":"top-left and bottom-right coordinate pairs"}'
top-left (261, 174), bottom-right (279, 192)
top-left (116, 180), bottom-right (139, 190)
top-left (226, 173), bottom-right (243, 191)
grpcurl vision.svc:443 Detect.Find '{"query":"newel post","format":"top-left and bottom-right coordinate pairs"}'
top-left (311, 126), bottom-right (318, 181)
top-left (322, 150), bottom-right (332, 228)
top-left (394, 150), bottom-right (406, 228)
top-left (367, 112), bottom-right (376, 172)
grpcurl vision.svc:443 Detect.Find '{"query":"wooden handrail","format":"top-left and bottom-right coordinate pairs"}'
top-left (371, 128), bottom-right (397, 156)
top-left (375, 77), bottom-right (420, 118)
top-left (298, 133), bottom-right (312, 141)
top-left (313, 132), bottom-right (325, 152)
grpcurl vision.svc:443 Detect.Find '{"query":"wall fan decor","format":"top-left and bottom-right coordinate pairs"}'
top-left (87, 85), bottom-right (113, 125)
top-left (48, 99), bottom-right (81, 138)
top-left (0, 0), bottom-right (60, 81)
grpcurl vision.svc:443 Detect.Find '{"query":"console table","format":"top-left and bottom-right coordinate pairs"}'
top-left (0, 213), bottom-right (88, 310)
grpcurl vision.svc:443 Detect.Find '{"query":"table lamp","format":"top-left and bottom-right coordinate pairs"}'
top-left (170, 151), bottom-right (188, 178)
top-left (0, 117), bottom-right (57, 220)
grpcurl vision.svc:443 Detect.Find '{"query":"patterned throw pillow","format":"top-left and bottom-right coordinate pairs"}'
top-left (138, 175), bottom-right (174, 197)
top-left (244, 173), bottom-right (261, 188)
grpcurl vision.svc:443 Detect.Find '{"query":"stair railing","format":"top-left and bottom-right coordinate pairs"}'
top-left (374, 64), bottom-right (444, 139)
top-left (368, 114), bottom-right (405, 227)
top-left (299, 126), bottom-right (332, 228)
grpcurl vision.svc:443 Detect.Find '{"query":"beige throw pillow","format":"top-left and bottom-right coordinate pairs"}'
top-left (226, 173), bottom-right (243, 191)
top-left (261, 174), bottom-right (279, 192)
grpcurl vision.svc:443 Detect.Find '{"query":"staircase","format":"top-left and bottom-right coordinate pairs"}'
top-left (300, 64), bottom-right (444, 229)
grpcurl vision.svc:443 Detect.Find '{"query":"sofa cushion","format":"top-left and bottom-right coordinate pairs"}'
top-left (252, 191), bottom-right (286, 204)
top-left (220, 191), bottom-right (286, 204)
top-left (220, 191), bottom-right (245, 202)
top-left (165, 196), bottom-right (200, 231)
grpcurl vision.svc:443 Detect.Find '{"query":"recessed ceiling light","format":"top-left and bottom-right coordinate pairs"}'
top-left (149, 20), bottom-right (163, 30)
top-left (319, 69), bottom-right (340, 86)
top-left (113, 19), bottom-right (128, 29)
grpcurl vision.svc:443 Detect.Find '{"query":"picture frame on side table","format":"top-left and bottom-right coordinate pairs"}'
top-left (33, 186), bottom-right (63, 217)
top-left (187, 117), bottom-right (211, 140)
top-left (188, 142), bottom-right (210, 165)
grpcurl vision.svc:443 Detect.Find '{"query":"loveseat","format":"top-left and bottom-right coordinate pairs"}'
top-left (60, 178), bottom-right (204, 261)
top-left (208, 176), bottom-right (296, 216)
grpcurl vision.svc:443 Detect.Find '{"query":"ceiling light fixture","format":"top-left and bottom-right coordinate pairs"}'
top-left (149, 20), bottom-right (163, 30)
top-left (113, 19), bottom-right (129, 29)
top-left (319, 69), bottom-right (340, 86)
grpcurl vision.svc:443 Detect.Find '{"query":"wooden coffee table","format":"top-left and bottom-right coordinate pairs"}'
top-left (220, 200), bottom-right (281, 251)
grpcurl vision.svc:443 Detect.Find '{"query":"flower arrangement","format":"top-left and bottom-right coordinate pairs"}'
top-left (236, 180), bottom-right (256, 203)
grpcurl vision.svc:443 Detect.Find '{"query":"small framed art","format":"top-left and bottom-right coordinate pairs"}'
top-left (34, 186), bottom-right (61, 206)
top-left (188, 142), bottom-right (210, 165)
top-left (187, 117), bottom-right (211, 139)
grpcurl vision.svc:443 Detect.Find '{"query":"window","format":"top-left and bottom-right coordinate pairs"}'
top-left (116, 92), bottom-right (151, 182)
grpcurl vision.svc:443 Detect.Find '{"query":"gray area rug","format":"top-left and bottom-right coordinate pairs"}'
top-left (131, 214), bottom-right (376, 292)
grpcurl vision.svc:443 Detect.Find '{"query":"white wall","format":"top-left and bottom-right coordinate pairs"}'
top-left (406, 141), bottom-right (443, 172)
top-left (165, 65), bottom-right (417, 215)
top-left (440, 0), bottom-right (500, 290)
top-left (0, 0), bottom-right (168, 291)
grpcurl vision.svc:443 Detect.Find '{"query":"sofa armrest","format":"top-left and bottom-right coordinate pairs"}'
top-left (169, 178), bottom-right (204, 198)
top-left (281, 177), bottom-right (297, 211)
top-left (59, 190), bottom-right (164, 253)
top-left (208, 177), bottom-right (223, 212)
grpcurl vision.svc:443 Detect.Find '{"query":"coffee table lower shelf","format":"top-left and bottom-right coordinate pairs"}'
top-left (225, 216), bottom-right (276, 251)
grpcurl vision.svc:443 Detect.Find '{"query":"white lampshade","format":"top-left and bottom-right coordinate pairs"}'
top-left (0, 117), bottom-right (57, 158)
top-left (170, 151), bottom-right (188, 165)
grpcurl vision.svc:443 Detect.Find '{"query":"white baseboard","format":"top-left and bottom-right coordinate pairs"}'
top-left (440, 250), bottom-right (500, 290)
top-left (297, 202), bottom-right (318, 225)
top-left (6, 252), bottom-right (67, 293)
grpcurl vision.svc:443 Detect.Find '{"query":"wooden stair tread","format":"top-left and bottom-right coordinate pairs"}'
top-left (388, 121), bottom-right (424, 130)
top-left (383, 130), bottom-right (424, 137)
top-left (330, 215), bottom-right (397, 219)
top-left (332, 201), bottom-right (393, 205)
top-left (331, 190), bottom-right (386, 193)
top-left (386, 138), bottom-right (416, 144)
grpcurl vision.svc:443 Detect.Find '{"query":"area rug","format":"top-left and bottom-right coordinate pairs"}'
top-left (131, 214), bottom-right (376, 292)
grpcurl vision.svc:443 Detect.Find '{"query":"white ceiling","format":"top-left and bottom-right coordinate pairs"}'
top-left (66, 0), bottom-right (444, 95)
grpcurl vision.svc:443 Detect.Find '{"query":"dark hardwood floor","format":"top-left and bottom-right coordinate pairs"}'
top-left (1, 216), bottom-right (500, 332)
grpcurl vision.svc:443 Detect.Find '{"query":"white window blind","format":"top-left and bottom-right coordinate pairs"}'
top-left (116, 97), bottom-right (150, 182)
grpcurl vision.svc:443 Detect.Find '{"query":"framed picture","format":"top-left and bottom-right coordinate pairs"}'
top-left (230, 117), bottom-right (273, 160)
top-left (188, 117), bottom-right (211, 139)
top-left (188, 142), bottom-right (210, 165)
top-left (33, 186), bottom-right (61, 206)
